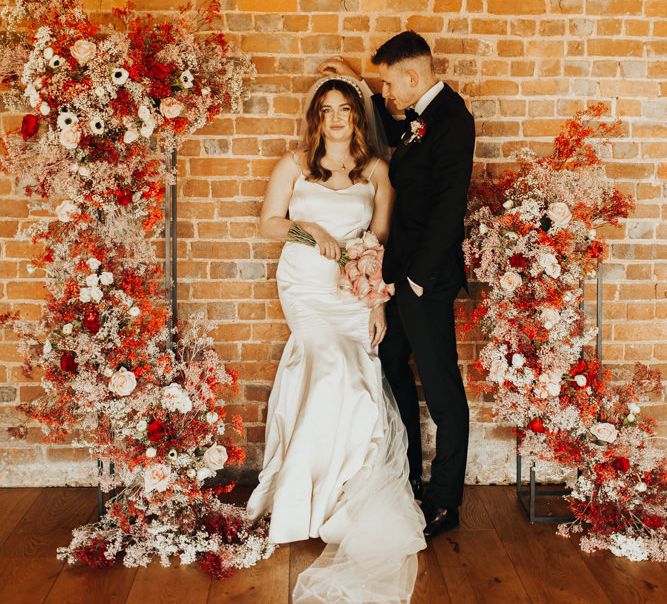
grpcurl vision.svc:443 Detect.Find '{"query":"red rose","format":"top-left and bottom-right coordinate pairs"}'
top-left (527, 418), bottom-right (545, 433)
top-left (117, 192), bottom-right (132, 206)
top-left (82, 308), bottom-right (100, 334)
top-left (147, 419), bottom-right (166, 443)
top-left (60, 351), bottom-right (78, 373)
top-left (21, 114), bottom-right (40, 141)
top-left (642, 515), bottom-right (664, 530)
top-left (509, 254), bottom-right (528, 269)
top-left (612, 457), bottom-right (630, 473)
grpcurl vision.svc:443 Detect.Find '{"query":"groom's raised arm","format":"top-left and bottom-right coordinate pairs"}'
top-left (407, 113), bottom-right (475, 292)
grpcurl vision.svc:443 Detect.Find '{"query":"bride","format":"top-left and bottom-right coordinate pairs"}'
top-left (246, 74), bottom-right (426, 603)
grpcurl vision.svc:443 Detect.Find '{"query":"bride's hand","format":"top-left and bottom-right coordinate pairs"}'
top-left (369, 303), bottom-right (387, 348)
top-left (318, 56), bottom-right (360, 81)
top-left (305, 223), bottom-right (341, 261)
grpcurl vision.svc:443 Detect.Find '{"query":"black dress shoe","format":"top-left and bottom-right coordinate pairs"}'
top-left (409, 477), bottom-right (423, 501)
top-left (421, 504), bottom-right (459, 541)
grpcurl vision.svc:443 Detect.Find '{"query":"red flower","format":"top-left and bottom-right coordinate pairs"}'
top-left (60, 351), bottom-right (78, 373)
top-left (527, 418), bottom-right (545, 433)
top-left (509, 254), bottom-right (528, 269)
top-left (82, 308), bottom-right (101, 334)
top-left (642, 514), bottom-right (664, 530)
top-left (147, 419), bottom-right (166, 443)
top-left (21, 114), bottom-right (40, 141)
top-left (612, 457), bottom-right (630, 473)
top-left (117, 192), bottom-right (132, 206)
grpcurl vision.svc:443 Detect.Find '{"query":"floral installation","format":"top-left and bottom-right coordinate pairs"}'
top-left (287, 223), bottom-right (394, 308)
top-left (463, 103), bottom-right (666, 562)
top-left (0, 0), bottom-right (273, 577)
top-left (402, 117), bottom-right (427, 145)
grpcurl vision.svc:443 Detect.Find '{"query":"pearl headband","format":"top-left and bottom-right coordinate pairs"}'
top-left (312, 74), bottom-right (364, 99)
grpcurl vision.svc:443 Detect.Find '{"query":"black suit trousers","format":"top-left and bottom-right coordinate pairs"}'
top-left (379, 278), bottom-right (469, 509)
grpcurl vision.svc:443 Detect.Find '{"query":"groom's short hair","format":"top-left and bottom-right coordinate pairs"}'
top-left (371, 31), bottom-right (433, 67)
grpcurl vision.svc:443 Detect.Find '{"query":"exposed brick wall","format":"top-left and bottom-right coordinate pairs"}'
top-left (1, 0), bottom-right (665, 486)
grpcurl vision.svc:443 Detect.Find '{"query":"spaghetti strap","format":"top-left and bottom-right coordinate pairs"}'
top-left (368, 157), bottom-right (381, 179)
top-left (291, 150), bottom-right (304, 175)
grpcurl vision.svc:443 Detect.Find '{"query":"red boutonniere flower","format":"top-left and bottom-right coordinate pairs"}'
top-left (404, 118), bottom-right (427, 145)
top-left (21, 114), bottom-right (40, 141)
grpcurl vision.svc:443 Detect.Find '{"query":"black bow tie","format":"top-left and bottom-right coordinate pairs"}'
top-left (404, 107), bottom-right (419, 123)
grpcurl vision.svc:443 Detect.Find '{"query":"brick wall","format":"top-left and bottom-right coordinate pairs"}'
top-left (1, 0), bottom-right (665, 486)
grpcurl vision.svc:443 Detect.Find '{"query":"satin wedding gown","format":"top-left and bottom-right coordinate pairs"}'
top-left (246, 163), bottom-right (426, 603)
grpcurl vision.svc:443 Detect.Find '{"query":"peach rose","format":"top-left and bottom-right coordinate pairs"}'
top-left (499, 271), bottom-right (522, 293)
top-left (203, 445), bottom-right (228, 470)
top-left (589, 422), bottom-right (618, 443)
top-left (357, 250), bottom-right (382, 277)
top-left (144, 464), bottom-right (171, 493)
top-left (345, 238), bottom-right (365, 259)
top-left (108, 367), bottom-right (137, 397)
top-left (361, 231), bottom-right (379, 248)
top-left (546, 202), bottom-right (572, 228)
top-left (59, 125), bottom-right (81, 149)
top-left (70, 40), bottom-right (96, 66)
top-left (160, 97), bottom-right (184, 119)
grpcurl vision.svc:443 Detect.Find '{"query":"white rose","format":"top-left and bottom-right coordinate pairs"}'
top-left (502, 200), bottom-right (513, 209)
top-left (56, 200), bottom-right (80, 222)
top-left (187, 468), bottom-right (197, 478)
top-left (140, 122), bottom-right (154, 138)
top-left (547, 381), bottom-right (561, 397)
top-left (144, 464), bottom-right (171, 492)
top-left (546, 202), bottom-right (572, 228)
top-left (79, 287), bottom-right (92, 303)
top-left (43, 339), bottom-right (52, 355)
top-left (43, 47), bottom-right (54, 60)
top-left (626, 414), bottom-right (636, 423)
top-left (136, 420), bottom-right (147, 431)
top-left (78, 166), bottom-right (91, 178)
top-left (500, 271), bottom-right (522, 293)
top-left (162, 383), bottom-right (193, 413)
top-left (89, 286), bottom-right (103, 303)
top-left (542, 307), bottom-right (560, 329)
top-left (62, 323), bottom-right (73, 335)
top-left (123, 129), bottom-right (139, 144)
top-left (59, 125), bottom-right (81, 149)
top-left (146, 447), bottom-right (157, 458)
top-left (197, 467), bottom-right (214, 481)
top-left (635, 482), bottom-right (647, 493)
top-left (129, 306), bottom-right (141, 317)
top-left (544, 261), bottom-right (561, 279)
top-left (39, 102), bottom-right (50, 115)
top-left (160, 97), bottom-right (184, 119)
top-left (203, 445), bottom-right (228, 470)
top-left (590, 422), bottom-right (618, 443)
top-left (479, 223), bottom-right (488, 235)
top-left (574, 375), bottom-right (587, 388)
top-left (70, 39), bottom-right (96, 66)
top-left (103, 367), bottom-right (113, 378)
top-left (511, 353), bottom-right (525, 368)
top-left (138, 105), bottom-right (152, 122)
top-left (361, 231), bottom-right (379, 249)
top-left (108, 367), bottom-right (137, 397)
top-left (100, 272), bottom-right (114, 286)
top-left (85, 273), bottom-right (99, 287)
top-left (206, 411), bottom-right (218, 424)
top-left (628, 403), bottom-right (640, 414)
top-left (202, 87), bottom-right (210, 96)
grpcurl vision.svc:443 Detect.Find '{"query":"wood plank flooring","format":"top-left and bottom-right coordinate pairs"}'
top-left (1, 486), bottom-right (666, 603)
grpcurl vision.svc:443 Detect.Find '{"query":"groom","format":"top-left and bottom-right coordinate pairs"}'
top-left (320, 31), bottom-right (475, 539)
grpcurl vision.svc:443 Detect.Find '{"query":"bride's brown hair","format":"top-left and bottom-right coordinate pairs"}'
top-left (303, 79), bottom-right (373, 184)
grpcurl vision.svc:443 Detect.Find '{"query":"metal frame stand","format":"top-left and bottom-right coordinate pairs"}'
top-left (97, 150), bottom-right (178, 519)
top-left (515, 261), bottom-right (603, 524)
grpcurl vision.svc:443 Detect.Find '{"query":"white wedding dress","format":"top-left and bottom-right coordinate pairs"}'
top-left (246, 167), bottom-right (426, 603)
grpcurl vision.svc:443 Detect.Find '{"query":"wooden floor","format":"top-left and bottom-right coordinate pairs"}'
top-left (1, 486), bottom-right (666, 604)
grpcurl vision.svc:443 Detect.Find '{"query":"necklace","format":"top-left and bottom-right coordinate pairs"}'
top-left (325, 155), bottom-right (353, 172)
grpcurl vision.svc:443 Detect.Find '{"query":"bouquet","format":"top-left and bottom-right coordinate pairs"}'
top-left (287, 223), bottom-right (394, 307)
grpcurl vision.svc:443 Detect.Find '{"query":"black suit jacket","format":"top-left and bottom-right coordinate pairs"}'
top-left (372, 84), bottom-right (475, 293)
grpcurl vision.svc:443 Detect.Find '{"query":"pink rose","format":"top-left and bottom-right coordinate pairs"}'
top-left (589, 422), bottom-right (618, 443)
top-left (160, 97), bottom-right (183, 119)
top-left (499, 271), bottom-right (522, 293)
top-left (357, 250), bottom-right (382, 277)
top-left (344, 260), bottom-right (361, 281)
top-left (361, 231), bottom-right (379, 248)
top-left (144, 464), bottom-right (171, 493)
top-left (345, 239), bottom-right (364, 259)
top-left (59, 125), bottom-right (81, 149)
top-left (352, 275), bottom-right (370, 298)
top-left (70, 40), bottom-right (96, 66)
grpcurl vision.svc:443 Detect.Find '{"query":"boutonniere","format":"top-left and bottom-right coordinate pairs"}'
top-left (403, 118), bottom-right (427, 145)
